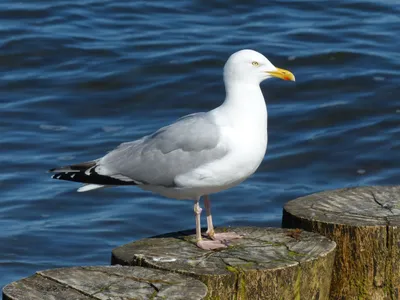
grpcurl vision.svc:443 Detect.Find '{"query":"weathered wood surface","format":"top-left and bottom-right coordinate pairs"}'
top-left (282, 186), bottom-right (400, 300)
top-left (2, 265), bottom-right (208, 300)
top-left (112, 226), bottom-right (336, 300)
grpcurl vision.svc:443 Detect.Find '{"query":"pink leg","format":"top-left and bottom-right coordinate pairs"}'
top-left (204, 195), bottom-right (215, 236)
top-left (194, 198), bottom-right (226, 250)
top-left (203, 195), bottom-right (243, 242)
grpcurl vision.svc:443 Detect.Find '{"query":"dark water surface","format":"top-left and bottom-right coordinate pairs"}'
top-left (1, 0), bottom-right (399, 287)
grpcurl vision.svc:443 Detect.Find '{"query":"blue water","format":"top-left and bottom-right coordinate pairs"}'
top-left (1, 0), bottom-right (399, 288)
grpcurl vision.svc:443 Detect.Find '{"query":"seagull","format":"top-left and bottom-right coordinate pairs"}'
top-left (50, 49), bottom-right (295, 250)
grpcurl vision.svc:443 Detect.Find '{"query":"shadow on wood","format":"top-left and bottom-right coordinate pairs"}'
top-left (111, 226), bottom-right (336, 300)
top-left (282, 186), bottom-right (400, 300)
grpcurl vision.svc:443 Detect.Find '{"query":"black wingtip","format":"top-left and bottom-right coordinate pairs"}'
top-left (50, 170), bottom-right (137, 186)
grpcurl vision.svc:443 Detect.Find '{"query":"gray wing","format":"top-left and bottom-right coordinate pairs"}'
top-left (98, 113), bottom-right (228, 187)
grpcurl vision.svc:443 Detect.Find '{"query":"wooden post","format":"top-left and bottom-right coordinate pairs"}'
top-left (2, 266), bottom-right (208, 300)
top-left (282, 186), bottom-right (400, 300)
top-left (111, 226), bottom-right (336, 300)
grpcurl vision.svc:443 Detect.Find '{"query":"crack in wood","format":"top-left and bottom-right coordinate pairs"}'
top-left (371, 191), bottom-right (394, 214)
top-left (310, 207), bottom-right (391, 220)
top-left (36, 273), bottom-right (99, 299)
top-left (82, 267), bottom-right (174, 287)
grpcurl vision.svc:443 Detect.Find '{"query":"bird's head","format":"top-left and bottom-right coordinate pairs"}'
top-left (224, 49), bottom-right (295, 85)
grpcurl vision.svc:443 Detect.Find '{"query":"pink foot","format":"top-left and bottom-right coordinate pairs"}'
top-left (211, 232), bottom-right (243, 242)
top-left (196, 239), bottom-right (227, 250)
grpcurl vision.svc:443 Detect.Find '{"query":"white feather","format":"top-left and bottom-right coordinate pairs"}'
top-left (77, 184), bottom-right (106, 192)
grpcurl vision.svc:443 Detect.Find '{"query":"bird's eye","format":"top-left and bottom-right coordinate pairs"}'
top-left (252, 61), bottom-right (259, 66)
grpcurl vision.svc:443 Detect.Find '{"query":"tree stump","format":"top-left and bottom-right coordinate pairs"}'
top-left (2, 265), bottom-right (208, 300)
top-left (111, 226), bottom-right (336, 300)
top-left (282, 186), bottom-right (400, 300)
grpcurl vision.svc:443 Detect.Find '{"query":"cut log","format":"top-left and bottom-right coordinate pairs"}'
top-left (282, 186), bottom-right (400, 300)
top-left (111, 226), bottom-right (336, 300)
top-left (2, 265), bottom-right (208, 300)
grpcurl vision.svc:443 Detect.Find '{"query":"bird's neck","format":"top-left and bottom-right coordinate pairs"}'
top-left (216, 81), bottom-right (268, 128)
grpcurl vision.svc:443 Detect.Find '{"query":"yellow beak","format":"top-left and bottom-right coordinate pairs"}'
top-left (267, 68), bottom-right (295, 81)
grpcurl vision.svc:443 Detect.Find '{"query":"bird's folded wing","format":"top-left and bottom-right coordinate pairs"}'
top-left (98, 113), bottom-right (228, 187)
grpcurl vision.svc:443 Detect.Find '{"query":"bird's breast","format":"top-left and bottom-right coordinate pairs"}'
top-left (201, 117), bottom-right (267, 189)
top-left (228, 123), bottom-right (267, 168)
